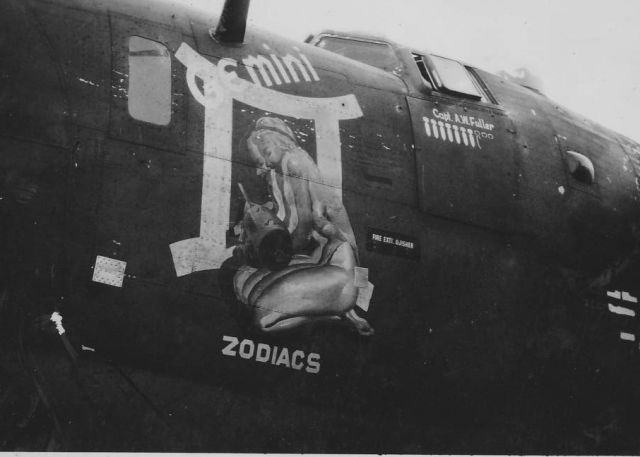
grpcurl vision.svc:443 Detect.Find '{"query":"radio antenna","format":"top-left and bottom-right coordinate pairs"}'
top-left (211, 0), bottom-right (251, 44)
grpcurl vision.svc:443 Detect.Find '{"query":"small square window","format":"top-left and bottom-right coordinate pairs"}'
top-left (428, 55), bottom-right (484, 101)
top-left (128, 36), bottom-right (171, 125)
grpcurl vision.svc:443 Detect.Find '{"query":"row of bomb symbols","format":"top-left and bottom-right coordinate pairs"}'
top-left (421, 116), bottom-right (494, 149)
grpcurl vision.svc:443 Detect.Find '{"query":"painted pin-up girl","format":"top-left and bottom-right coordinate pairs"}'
top-left (232, 117), bottom-right (373, 335)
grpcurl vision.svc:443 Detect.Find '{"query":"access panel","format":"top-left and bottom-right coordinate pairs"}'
top-left (408, 96), bottom-right (523, 233)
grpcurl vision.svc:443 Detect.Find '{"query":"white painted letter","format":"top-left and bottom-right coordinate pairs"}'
top-left (170, 43), bottom-right (362, 276)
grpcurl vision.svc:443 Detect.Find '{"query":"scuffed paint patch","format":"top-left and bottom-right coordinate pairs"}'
top-left (50, 312), bottom-right (65, 335)
top-left (620, 332), bottom-right (636, 342)
top-left (81, 345), bottom-right (96, 352)
top-left (92, 255), bottom-right (127, 288)
top-left (608, 303), bottom-right (636, 317)
top-left (78, 77), bottom-right (100, 87)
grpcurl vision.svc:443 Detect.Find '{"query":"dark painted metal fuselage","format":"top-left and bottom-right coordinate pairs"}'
top-left (1, 0), bottom-right (640, 452)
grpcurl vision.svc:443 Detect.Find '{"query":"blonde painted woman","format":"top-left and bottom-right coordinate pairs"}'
top-left (233, 117), bottom-right (374, 336)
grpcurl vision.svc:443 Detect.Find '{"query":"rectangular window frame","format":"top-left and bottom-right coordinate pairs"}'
top-left (413, 52), bottom-right (495, 104)
top-left (109, 13), bottom-right (190, 155)
top-left (127, 36), bottom-right (173, 126)
top-left (316, 35), bottom-right (402, 74)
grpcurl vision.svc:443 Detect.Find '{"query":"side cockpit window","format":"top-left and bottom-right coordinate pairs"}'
top-left (428, 55), bottom-right (482, 100)
top-left (413, 53), bottom-right (492, 103)
top-left (316, 36), bottom-right (401, 73)
top-left (127, 36), bottom-right (171, 125)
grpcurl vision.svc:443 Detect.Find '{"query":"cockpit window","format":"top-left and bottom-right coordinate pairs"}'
top-left (316, 36), bottom-right (400, 73)
top-left (127, 36), bottom-right (171, 125)
top-left (426, 54), bottom-right (485, 101)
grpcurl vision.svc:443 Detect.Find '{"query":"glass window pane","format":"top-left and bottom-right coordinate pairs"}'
top-left (128, 36), bottom-right (171, 125)
top-left (317, 36), bottom-right (400, 73)
top-left (429, 55), bottom-right (482, 100)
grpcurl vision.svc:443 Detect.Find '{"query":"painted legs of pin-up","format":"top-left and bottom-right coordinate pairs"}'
top-left (233, 242), bottom-right (374, 335)
top-left (344, 309), bottom-right (375, 336)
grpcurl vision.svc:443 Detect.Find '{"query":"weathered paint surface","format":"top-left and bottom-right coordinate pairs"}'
top-left (1, 0), bottom-right (640, 453)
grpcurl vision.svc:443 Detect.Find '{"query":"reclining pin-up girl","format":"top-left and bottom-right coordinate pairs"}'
top-left (232, 116), bottom-right (374, 336)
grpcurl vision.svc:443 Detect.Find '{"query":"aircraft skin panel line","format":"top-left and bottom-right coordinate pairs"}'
top-left (1, 0), bottom-right (640, 453)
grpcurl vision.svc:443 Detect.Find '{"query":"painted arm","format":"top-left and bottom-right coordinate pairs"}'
top-left (288, 153), bottom-right (357, 250)
top-left (308, 180), bottom-right (357, 250)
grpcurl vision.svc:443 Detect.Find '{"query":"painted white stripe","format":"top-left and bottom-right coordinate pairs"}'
top-left (620, 332), bottom-right (636, 342)
top-left (622, 291), bottom-right (638, 304)
top-left (607, 290), bottom-right (622, 299)
top-left (608, 303), bottom-right (636, 317)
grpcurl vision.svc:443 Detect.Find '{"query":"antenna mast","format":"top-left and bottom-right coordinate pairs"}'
top-left (212, 0), bottom-right (251, 44)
